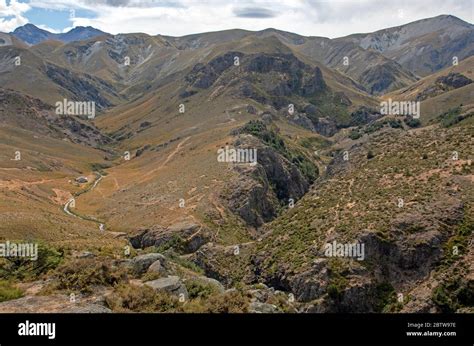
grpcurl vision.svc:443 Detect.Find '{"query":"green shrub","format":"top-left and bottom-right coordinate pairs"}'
top-left (0, 242), bottom-right (63, 281)
top-left (201, 290), bottom-right (249, 313)
top-left (327, 283), bottom-right (344, 300)
top-left (437, 106), bottom-right (466, 128)
top-left (106, 284), bottom-right (180, 312)
top-left (0, 280), bottom-right (23, 302)
top-left (388, 119), bottom-right (403, 128)
top-left (432, 286), bottom-right (456, 312)
top-left (404, 117), bottom-right (421, 128)
top-left (349, 130), bottom-right (362, 140)
top-left (185, 279), bottom-right (218, 300)
top-left (51, 258), bottom-right (127, 294)
top-left (374, 282), bottom-right (396, 312)
top-left (166, 251), bottom-right (205, 274)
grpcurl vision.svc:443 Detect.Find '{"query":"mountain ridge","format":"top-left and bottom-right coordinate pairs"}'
top-left (10, 23), bottom-right (107, 45)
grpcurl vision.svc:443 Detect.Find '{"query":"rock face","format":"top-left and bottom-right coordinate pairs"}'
top-left (45, 63), bottom-right (117, 110)
top-left (417, 72), bottom-right (473, 101)
top-left (129, 222), bottom-right (209, 254)
top-left (345, 15), bottom-right (474, 77)
top-left (360, 64), bottom-right (399, 94)
top-left (147, 260), bottom-right (167, 275)
top-left (0, 89), bottom-right (111, 148)
top-left (186, 51), bottom-right (244, 89)
top-left (312, 117), bottom-right (338, 137)
top-left (349, 106), bottom-right (382, 127)
top-left (242, 53), bottom-right (327, 109)
top-left (223, 135), bottom-right (310, 227)
top-left (144, 276), bottom-right (188, 299)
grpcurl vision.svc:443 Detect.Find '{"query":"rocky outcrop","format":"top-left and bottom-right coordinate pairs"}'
top-left (0, 295), bottom-right (111, 313)
top-left (129, 222), bottom-right (210, 254)
top-left (242, 53), bottom-right (327, 109)
top-left (417, 72), bottom-right (473, 101)
top-left (249, 301), bottom-right (278, 313)
top-left (147, 259), bottom-right (168, 276)
top-left (144, 276), bottom-right (188, 299)
top-left (45, 63), bottom-right (118, 110)
top-left (436, 72), bottom-right (473, 89)
top-left (313, 117), bottom-right (338, 137)
top-left (131, 253), bottom-right (168, 275)
top-left (0, 88), bottom-right (112, 148)
top-left (186, 51), bottom-right (244, 89)
top-left (349, 106), bottom-right (382, 127)
top-left (223, 135), bottom-right (310, 227)
top-left (360, 64), bottom-right (399, 94)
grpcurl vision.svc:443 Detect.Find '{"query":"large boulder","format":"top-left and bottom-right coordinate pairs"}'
top-left (0, 295), bottom-right (111, 313)
top-left (147, 260), bottom-right (167, 276)
top-left (131, 253), bottom-right (167, 275)
top-left (129, 223), bottom-right (209, 254)
top-left (144, 276), bottom-right (188, 299)
top-left (249, 302), bottom-right (278, 313)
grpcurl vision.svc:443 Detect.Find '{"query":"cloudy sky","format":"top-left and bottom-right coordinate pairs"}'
top-left (0, 0), bottom-right (473, 37)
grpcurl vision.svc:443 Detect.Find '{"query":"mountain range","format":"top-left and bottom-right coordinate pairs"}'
top-left (0, 14), bottom-right (472, 314)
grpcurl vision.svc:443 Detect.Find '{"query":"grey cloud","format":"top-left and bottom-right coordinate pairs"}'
top-left (233, 7), bottom-right (278, 18)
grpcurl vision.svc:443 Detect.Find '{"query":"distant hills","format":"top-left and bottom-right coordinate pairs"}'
top-left (4, 15), bottom-right (473, 95)
top-left (10, 23), bottom-right (107, 45)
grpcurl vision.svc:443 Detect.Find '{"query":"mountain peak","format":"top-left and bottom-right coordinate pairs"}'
top-left (11, 24), bottom-right (107, 45)
top-left (60, 26), bottom-right (107, 42)
top-left (13, 23), bottom-right (47, 33)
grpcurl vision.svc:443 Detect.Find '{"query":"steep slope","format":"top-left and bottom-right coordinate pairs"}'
top-left (192, 118), bottom-right (473, 312)
top-left (34, 27), bottom-right (417, 97)
top-left (251, 29), bottom-right (418, 95)
top-left (0, 44), bottom-right (123, 109)
top-left (30, 33), bottom-right (179, 92)
top-left (341, 15), bottom-right (474, 77)
top-left (386, 56), bottom-right (474, 123)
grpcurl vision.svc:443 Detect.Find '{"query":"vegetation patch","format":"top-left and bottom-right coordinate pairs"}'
top-left (48, 258), bottom-right (128, 294)
top-left (0, 280), bottom-right (23, 302)
top-left (0, 243), bottom-right (63, 281)
top-left (239, 120), bottom-right (318, 183)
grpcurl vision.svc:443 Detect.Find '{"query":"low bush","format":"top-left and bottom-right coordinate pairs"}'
top-left (0, 280), bottom-right (23, 302)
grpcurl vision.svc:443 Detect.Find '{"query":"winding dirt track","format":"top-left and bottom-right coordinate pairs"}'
top-left (62, 172), bottom-right (105, 228)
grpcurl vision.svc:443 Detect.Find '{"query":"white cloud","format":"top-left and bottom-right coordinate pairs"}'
top-left (36, 23), bottom-right (61, 32)
top-left (0, 0), bottom-right (30, 32)
top-left (6, 0), bottom-right (474, 37)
